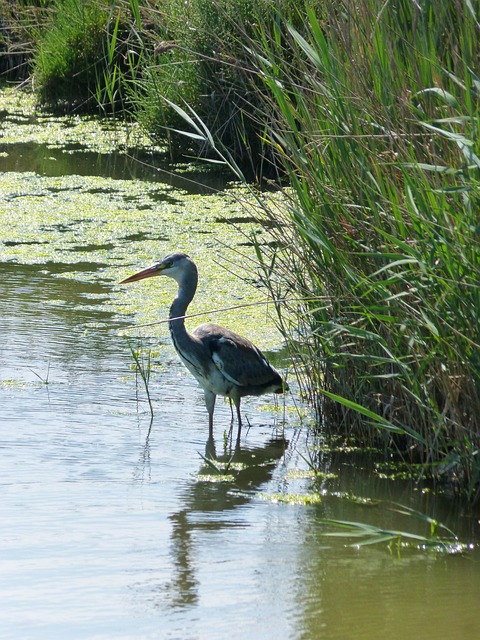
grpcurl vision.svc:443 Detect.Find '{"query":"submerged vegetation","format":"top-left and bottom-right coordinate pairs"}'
top-left (1, 0), bottom-right (480, 501)
top-left (323, 517), bottom-right (468, 555)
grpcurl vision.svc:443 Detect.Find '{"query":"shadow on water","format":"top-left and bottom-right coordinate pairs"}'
top-left (0, 141), bottom-right (231, 194)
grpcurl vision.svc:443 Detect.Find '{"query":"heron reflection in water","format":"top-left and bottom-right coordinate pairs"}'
top-left (121, 252), bottom-right (288, 442)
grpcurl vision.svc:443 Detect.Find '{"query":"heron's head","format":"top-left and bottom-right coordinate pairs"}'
top-left (120, 252), bottom-right (196, 285)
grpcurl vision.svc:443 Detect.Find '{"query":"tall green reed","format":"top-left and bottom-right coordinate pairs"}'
top-left (242, 1), bottom-right (480, 498)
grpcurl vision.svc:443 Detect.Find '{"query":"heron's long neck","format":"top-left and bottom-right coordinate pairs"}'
top-left (168, 269), bottom-right (198, 358)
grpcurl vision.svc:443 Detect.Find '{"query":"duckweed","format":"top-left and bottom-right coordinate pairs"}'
top-left (0, 89), bottom-right (285, 350)
top-left (285, 469), bottom-right (337, 480)
top-left (196, 474), bottom-right (236, 483)
top-left (0, 87), bottom-right (152, 152)
top-left (259, 492), bottom-right (322, 505)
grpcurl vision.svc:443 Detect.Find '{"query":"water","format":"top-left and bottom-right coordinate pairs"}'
top-left (0, 264), bottom-right (292, 639)
top-left (1, 107), bottom-right (480, 639)
top-left (0, 141), bottom-right (230, 193)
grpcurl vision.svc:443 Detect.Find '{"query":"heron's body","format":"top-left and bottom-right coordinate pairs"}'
top-left (121, 252), bottom-right (287, 439)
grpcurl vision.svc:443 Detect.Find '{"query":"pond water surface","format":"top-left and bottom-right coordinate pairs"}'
top-left (1, 89), bottom-right (480, 640)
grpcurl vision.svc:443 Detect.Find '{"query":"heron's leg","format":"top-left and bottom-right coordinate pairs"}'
top-left (226, 398), bottom-right (235, 440)
top-left (234, 398), bottom-right (242, 446)
top-left (235, 400), bottom-right (242, 426)
top-left (204, 391), bottom-right (216, 439)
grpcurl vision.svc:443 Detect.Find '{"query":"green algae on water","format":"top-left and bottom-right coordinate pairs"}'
top-left (0, 175), bottom-right (282, 350)
top-left (285, 469), bottom-right (337, 480)
top-left (0, 86), bottom-right (287, 352)
top-left (196, 473), bottom-right (236, 483)
top-left (259, 492), bottom-right (322, 505)
top-left (0, 86), bottom-right (153, 152)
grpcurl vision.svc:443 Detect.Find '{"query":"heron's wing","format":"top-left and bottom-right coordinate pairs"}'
top-left (194, 324), bottom-right (283, 390)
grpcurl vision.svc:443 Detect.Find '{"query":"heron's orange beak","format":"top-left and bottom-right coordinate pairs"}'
top-left (120, 263), bottom-right (163, 284)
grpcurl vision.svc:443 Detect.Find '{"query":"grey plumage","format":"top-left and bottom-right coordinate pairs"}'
top-left (121, 252), bottom-right (288, 440)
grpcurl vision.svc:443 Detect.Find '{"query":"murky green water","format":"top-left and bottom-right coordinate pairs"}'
top-left (1, 88), bottom-right (480, 640)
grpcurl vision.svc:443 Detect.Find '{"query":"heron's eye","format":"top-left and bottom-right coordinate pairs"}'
top-left (164, 260), bottom-right (173, 268)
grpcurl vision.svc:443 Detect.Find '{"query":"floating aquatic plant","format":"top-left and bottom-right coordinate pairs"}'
top-left (259, 492), bottom-right (322, 506)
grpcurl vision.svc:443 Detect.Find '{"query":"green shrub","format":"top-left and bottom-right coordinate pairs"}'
top-left (33, 0), bottom-right (136, 111)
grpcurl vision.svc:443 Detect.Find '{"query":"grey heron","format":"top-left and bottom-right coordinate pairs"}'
top-left (120, 252), bottom-right (288, 440)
